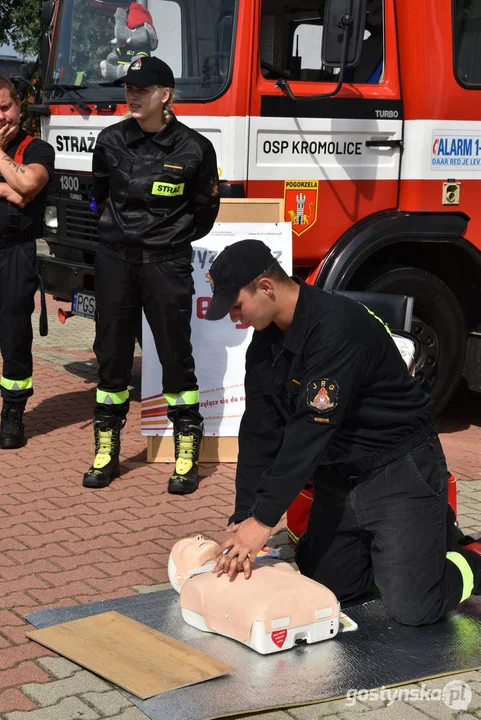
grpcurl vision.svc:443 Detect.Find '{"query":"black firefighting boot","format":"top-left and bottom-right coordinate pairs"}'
top-left (82, 412), bottom-right (125, 489)
top-left (168, 423), bottom-right (203, 495)
top-left (0, 402), bottom-right (26, 449)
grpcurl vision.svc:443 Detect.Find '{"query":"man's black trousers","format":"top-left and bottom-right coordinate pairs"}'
top-left (295, 435), bottom-right (468, 626)
top-left (94, 251), bottom-right (202, 426)
top-left (0, 241), bottom-right (38, 403)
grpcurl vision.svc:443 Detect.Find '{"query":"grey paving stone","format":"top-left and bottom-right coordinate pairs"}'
top-left (4, 697), bottom-right (100, 720)
top-left (342, 677), bottom-right (480, 719)
top-left (341, 700), bottom-right (430, 720)
top-left (36, 657), bottom-right (82, 679)
top-left (22, 671), bottom-right (111, 706)
top-left (291, 716), bottom-right (342, 720)
top-left (81, 690), bottom-right (132, 716)
top-left (230, 713), bottom-right (291, 720)
top-left (407, 697), bottom-right (466, 720)
top-left (289, 698), bottom-right (372, 717)
top-left (290, 716), bottom-right (341, 720)
top-left (107, 709), bottom-right (151, 720)
top-left (133, 583), bottom-right (171, 594)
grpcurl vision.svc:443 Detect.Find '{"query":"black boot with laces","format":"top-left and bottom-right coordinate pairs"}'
top-left (82, 413), bottom-right (125, 488)
top-left (168, 423), bottom-right (203, 494)
top-left (0, 402), bottom-right (26, 449)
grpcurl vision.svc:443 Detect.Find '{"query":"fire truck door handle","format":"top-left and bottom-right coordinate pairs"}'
top-left (365, 139), bottom-right (403, 149)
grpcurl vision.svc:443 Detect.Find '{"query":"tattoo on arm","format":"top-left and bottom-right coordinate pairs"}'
top-left (2, 157), bottom-right (26, 174)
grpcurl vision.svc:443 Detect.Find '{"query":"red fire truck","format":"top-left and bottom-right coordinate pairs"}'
top-left (31, 0), bottom-right (481, 415)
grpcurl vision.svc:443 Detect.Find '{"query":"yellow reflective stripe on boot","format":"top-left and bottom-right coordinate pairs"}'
top-left (175, 433), bottom-right (197, 474)
top-left (164, 390), bottom-right (199, 406)
top-left (447, 551), bottom-right (474, 602)
top-left (96, 389), bottom-right (129, 405)
top-left (93, 429), bottom-right (114, 469)
top-left (0, 376), bottom-right (33, 391)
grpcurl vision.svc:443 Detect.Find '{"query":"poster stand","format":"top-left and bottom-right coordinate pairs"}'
top-left (146, 197), bottom-right (286, 464)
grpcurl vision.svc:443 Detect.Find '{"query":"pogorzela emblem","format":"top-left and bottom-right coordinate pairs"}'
top-left (307, 379), bottom-right (339, 414)
top-left (284, 180), bottom-right (319, 236)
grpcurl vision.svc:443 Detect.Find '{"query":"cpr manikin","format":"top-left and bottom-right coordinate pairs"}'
top-left (168, 535), bottom-right (340, 654)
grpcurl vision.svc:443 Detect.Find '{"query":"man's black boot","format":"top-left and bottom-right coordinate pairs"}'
top-left (0, 402), bottom-right (26, 449)
top-left (82, 413), bottom-right (125, 488)
top-left (168, 423), bottom-right (203, 494)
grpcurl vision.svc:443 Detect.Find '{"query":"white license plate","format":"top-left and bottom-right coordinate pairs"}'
top-left (72, 290), bottom-right (96, 320)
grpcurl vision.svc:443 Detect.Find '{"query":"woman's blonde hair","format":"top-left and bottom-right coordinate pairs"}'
top-left (161, 86), bottom-right (176, 122)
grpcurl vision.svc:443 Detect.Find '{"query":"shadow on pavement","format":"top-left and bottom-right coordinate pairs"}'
top-left (25, 369), bottom-right (141, 439)
top-left (25, 387), bottom-right (96, 438)
top-left (437, 385), bottom-right (481, 434)
top-left (62, 357), bottom-right (142, 398)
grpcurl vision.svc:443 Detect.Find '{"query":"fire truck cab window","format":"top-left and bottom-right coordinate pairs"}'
top-left (453, 0), bottom-right (481, 87)
top-left (48, 0), bottom-right (236, 102)
top-left (260, 0), bottom-right (384, 84)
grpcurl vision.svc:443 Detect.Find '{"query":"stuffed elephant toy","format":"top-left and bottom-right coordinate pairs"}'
top-left (100, 3), bottom-right (158, 81)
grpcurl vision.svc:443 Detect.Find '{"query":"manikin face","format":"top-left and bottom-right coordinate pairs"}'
top-left (168, 535), bottom-right (220, 592)
top-left (229, 285), bottom-right (276, 331)
top-left (0, 89), bottom-right (21, 132)
top-left (124, 83), bottom-right (170, 125)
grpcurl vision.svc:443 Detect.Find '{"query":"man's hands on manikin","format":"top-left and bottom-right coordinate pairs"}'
top-left (213, 516), bottom-right (273, 580)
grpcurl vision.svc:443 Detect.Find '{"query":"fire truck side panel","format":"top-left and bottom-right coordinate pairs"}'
top-left (246, 0), bottom-right (403, 265)
top-left (396, 2), bottom-right (481, 245)
top-left (396, 0), bottom-right (480, 122)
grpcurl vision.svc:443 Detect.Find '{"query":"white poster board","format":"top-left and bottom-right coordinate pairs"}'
top-left (141, 223), bottom-right (293, 438)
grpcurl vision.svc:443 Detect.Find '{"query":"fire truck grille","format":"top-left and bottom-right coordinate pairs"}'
top-left (64, 200), bottom-right (98, 242)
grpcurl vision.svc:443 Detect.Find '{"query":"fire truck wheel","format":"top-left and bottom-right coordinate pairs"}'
top-left (365, 266), bottom-right (466, 416)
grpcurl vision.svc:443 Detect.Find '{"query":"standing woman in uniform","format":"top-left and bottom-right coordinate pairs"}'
top-left (83, 56), bottom-right (220, 492)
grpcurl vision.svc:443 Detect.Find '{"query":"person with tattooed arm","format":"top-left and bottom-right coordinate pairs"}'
top-left (0, 76), bottom-right (54, 449)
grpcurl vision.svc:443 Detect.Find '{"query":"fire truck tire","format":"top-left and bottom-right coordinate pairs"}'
top-left (364, 266), bottom-right (466, 416)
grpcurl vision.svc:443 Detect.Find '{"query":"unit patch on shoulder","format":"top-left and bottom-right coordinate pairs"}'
top-left (307, 379), bottom-right (339, 414)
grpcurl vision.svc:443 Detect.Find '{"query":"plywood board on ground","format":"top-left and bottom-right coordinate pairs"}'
top-left (26, 611), bottom-right (234, 699)
top-left (217, 198), bottom-right (285, 223)
top-left (147, 435), bottom-right (238, 463)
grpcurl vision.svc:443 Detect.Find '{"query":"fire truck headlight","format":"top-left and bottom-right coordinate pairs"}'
top-left (44, 205), bottom-right (58, 233)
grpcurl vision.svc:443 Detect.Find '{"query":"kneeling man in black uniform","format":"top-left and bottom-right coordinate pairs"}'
top-left (205, 239), bottom-right (481, 626)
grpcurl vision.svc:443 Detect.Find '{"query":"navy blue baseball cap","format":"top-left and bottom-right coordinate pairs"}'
top-left (112, 56), bottom-right (175, 88)
top-left (205, 239), bottom-right (275, 321)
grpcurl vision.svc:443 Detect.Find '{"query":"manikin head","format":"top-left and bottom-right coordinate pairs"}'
top-left (205, 239), bottom-right (294, 331)
top-left (168, 535), bottom-right (221, 593)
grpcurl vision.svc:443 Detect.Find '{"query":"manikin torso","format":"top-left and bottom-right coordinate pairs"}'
top-left (168, 535), bottom-right (340, 654)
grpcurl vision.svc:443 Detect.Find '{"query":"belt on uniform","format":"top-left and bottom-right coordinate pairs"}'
top-left (336, 421), bottom-right (438, 479)
top-left (98, 243), bottom-right (192, 264)
top-left (0, 213), bottom-right (31, 248)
